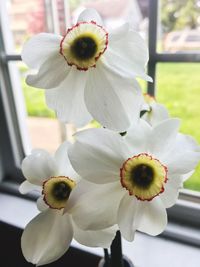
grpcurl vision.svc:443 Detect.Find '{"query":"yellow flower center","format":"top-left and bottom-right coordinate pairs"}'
top-left (60, 21), bottom-right (108, 70)
top-left (71, 36), bottom-right (97, 60)
top-left (120, 153), bottom-right (167, 201)
top-left (42, 176), bottom-right (76, 210)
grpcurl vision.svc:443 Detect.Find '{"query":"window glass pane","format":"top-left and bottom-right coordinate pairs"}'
top-left (6, 0), bottom-right (67, 52)
top-left (70, 0), bottom-right (149, 35)
top-left (7, 0), bottom-right (150, 53)
top-left (156, 63), bottom-right (200, 192)
top-left (159, 0), bottom-right (200, 53)
top-left (11, 61), bottom-right (62, 154)
top-left (7, 0), bottom-right (46, 53)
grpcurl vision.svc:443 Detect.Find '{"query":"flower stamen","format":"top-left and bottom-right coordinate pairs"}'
top-left (131, 164), bottom-right (154, 188)
top-left (71, 36), bottom-right (97, 60)
top-left (43, 176), bottom-right (76, 210)
top-left (120, 153), bottom-right (167, 201)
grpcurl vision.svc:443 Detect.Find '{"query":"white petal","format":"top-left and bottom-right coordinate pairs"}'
top-left (109, 23), bottom-right (129, 42)
top-left (22, 33), bottom-right (62, 68)
top-left (71, 181), bottom-right (124, 230)
top-left (77, 8), bottom-right (103, 25)
top-left (160, 175), bottom-right (182, 208)
top-left (147, 118), bottom-right (180, 158)
top-left (141, 102), bottom-right (150, 113)
top-left (21, 149), bottom-right (58, 185)
top-left (45, 68), bottom-right (92, 126)
top-left (124, 119), bottom-right (151, 155)
top-left (65, 179), bottom-right (96, 213)
top-left (85, 63), bottom-right (143, 131)
top-left (142, 103), bottom-right (169, 126)
top-left (75, 127), bottom-right (129, 158)
top-left (69, 128), bottom-right (127, 184)
top-left (26, 53), bottom-right (69, 89)
top-left (37, 197), bottom-right (49, 212)
top-left (164, 151), bottom-right (200, 175)
top-left (117, 193), bottom-right (140, 241)
top-left (19, 180), bottom-right (41, 194)
top-left (162, 132), bottom-right (200, 175)
top-left (73, 222), bottom-right (117, 248)
top-left (54, 141), bottom-right (79, 180)
top-left (21, 210), bottom-right (73, 266)
top-left (105, 30), bottom-right (152, 81)
top-left (137, 197), bottom-right (167, 236)
top-left (174, 133), bottom-right (200, 152)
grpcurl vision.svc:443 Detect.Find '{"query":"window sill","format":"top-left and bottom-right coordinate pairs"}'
top-left (0, 191), bottom-right (200, 267)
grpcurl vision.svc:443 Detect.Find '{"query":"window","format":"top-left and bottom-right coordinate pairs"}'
top-left (0, 0), bottom-right (200, 246)
top-left (148, 0), bottom-right (200, 191)
top-left (147, 0), bottom-right (200, 243)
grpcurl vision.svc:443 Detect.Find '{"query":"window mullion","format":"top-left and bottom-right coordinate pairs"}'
top-left (147, 0), bottom-right (159, 96)
top-left (0, 23), bottom-right (24, 182)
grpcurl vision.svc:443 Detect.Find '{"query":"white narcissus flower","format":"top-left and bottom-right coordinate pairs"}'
top-left (141, 93), bottom-right (169, 126)
top-left (19, 142), bottom-right (116, 266)
top-left (22, 8), bottom-right (152, 131)
top-left (68, 119), bottom-right (200, 241)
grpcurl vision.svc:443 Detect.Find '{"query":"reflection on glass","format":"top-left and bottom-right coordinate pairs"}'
top-left (156, 63), bottom-right (200, 192)
top-left (160, 0), bottom-right (200, 53)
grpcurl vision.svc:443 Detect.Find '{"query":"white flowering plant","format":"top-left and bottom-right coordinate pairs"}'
top-left (20, 8), bottom-right (200, 267)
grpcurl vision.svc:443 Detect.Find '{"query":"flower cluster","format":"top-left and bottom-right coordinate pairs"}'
top-left (20, 8), bottom-right (200, 266)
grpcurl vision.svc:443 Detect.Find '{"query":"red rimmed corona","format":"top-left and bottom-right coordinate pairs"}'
top-left (42, 176), bottom-right (76, 210)
top-left (60, 21), bottom-right (108, 71)
top-left (120, 153), bottom-right (168, 201)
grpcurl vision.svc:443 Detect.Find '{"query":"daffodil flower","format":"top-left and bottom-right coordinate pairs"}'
top-left (22, 8), bottom-right (152, 131)
top-left (68, 119), bottom-right (200, 240)
top-left (141, 93), bottom-right (169, 125)
top-left (19, 142), bottom-right (116, 266)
